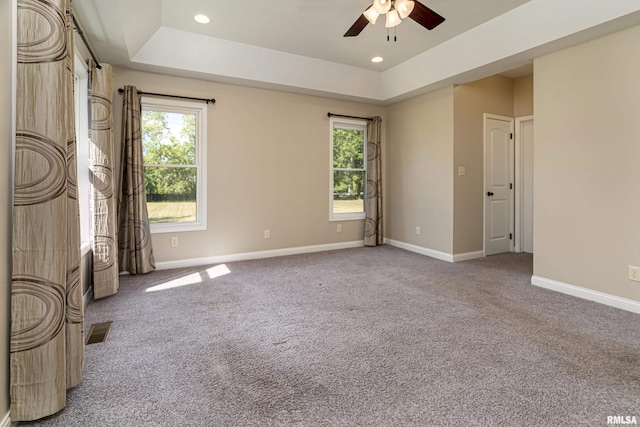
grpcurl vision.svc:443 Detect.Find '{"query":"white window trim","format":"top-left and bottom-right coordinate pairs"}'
top-left (329, 117), bottom-right (367, 222)
top-left (141, 97), bottom-right (207, 234)
top-left (73, 52), bottom-right (92, 252)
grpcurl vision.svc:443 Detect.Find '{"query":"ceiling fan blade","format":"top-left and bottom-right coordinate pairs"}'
top-left (409, 1), bottom-right (445, 30)
top-left (344, 13), bottom-right (369, 37)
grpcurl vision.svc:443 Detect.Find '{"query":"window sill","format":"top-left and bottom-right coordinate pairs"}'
top-left (330, 214), bottom-right (365, 222)
top-left (150, 222), bottom-right (207, 234)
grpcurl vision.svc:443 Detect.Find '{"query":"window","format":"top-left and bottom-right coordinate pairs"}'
top-left (330, 117), bottom-right (367, 221)
top-left (141, 97), bottom-right (207, 233)
top-left (73, 53), bottom-right (91, 254)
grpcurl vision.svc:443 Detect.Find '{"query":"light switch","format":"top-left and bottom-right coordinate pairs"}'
top-left (458, 166), bottom-right (466, 176)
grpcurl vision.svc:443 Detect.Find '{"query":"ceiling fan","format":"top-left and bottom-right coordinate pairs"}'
top-left (344, 0), bottom-right (445, 38)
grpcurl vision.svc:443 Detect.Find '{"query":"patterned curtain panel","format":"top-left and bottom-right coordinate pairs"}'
top-left (118, 86), bottom-right (155, 274)
top-left (90, 63), bottom-right (119, 298)
top-left (364, 117), bottom-right (383, 246)
top-left (11, 0), bottom-right (83, 420)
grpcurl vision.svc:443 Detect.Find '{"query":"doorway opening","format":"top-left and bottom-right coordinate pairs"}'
top-left (483, 114), bottom-right (534, 256)
top-left (514, 116), bottom-right (534, 254)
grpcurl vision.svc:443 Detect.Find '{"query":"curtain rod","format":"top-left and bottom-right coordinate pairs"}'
top-left (327, 112), bottom-right (374, 122)
top-left (72, 15), bottom-right (102, 69)
top-left (117, 88), bottom-right (216, 104)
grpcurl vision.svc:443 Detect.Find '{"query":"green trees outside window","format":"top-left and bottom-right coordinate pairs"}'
top-left (142, 110), bottom-right (198, 223)
top-left (331, 120), bottom-right (367, 217)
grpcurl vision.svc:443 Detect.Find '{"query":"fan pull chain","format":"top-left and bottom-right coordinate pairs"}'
top-left (386, 19), bottom-right (398, 42)
top-left (387, 24), bottom-right (398, 42)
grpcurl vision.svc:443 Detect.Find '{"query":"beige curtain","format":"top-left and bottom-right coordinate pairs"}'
top-left (90, 63), bottom-right (119, 298)
top-left (364, 117), bottom-right (383, 246)
top-left (118, 86), bottom-right (155, 274)
top-left (11, 0), bottom-right (83, 420)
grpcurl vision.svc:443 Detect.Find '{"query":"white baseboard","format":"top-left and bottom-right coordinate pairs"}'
top-left (384, 239), bottom-right (454, 263)
top-left (452, 250), bottom-right (485, 262)
top-left (531, 275), bottom-right (640, 315)
top-left (155, 240), bottom-right (365, 271)
top-left (384, 239), bottom-right (484, 263)
top-left (1, 411), bottom-right (10, 427)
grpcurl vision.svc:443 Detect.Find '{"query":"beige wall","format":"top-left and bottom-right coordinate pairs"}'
top-left (534, 24), bottom-right (640, 302)
top-left (0, 0), bottom-right (11, 420)
top-left (113, 68), bottom-right (385, 263)
top-left (514, 74), bottom-right (534, 117)
top-left (386, 75), bottom-right (533, 257)
top-left (385, 87), bottom-right (455, 254)
top-left (453, 76), bottom-right (514, 254)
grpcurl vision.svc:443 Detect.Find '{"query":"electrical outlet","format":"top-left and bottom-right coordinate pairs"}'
top-left (629, 265), bottom-right (640, 282)
top-left (415, 226), bottom-right (421, 236)
top-left (264, 229), bottom-right (271, 239)
top-left (458, 166), bottom-right (466, 176)
top-left (171, 237), bottom-right (178, 247)
top-left (337, 224), bottom-right (342, 233)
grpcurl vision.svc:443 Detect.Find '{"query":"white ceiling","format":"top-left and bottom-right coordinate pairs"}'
top-left (74, 0), bottom-right (640, 104)
top-left (158, 0), bottom-right (533, 71)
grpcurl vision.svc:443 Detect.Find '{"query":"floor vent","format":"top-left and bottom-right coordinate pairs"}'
top-left (86, 321), bottom-right (113, 345)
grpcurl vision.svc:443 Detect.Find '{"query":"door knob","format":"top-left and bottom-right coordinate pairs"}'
top-left (487, 192), bottom-right (494, 196)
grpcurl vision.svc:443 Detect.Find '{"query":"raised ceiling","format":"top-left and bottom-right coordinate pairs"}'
top-left (74, 0), bottom-right (640, 103)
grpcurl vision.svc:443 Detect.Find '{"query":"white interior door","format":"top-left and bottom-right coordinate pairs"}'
top-left (515, 116), bottom-right (534, 253)
top-left (484, 114), bottom-right (514, 256)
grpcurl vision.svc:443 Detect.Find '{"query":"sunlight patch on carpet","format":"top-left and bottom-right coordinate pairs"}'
top-left (145, 264), bottom-right (231, 292)
top-left (206, 264), bottom-right (231, 280)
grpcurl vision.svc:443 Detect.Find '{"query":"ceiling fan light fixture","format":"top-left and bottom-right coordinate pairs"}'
top-left (372, 0), bottom-right (392, 15)
top-left (363, 6), bottom-right (380, 25)
top-left (385, 9), bottom-right (401, 28)
top-left (395, 0), bottom-right (415, 19)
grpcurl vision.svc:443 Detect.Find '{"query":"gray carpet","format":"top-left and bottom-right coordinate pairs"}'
top-left (20, 246), bottom-right (640, 426)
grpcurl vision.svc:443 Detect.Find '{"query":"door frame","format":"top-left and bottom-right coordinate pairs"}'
top-left (514, 115), bottom-right (534, 253)
top-left (483, 113), bottom-right (515, 256)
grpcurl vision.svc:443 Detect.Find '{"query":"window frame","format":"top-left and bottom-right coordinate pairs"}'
top-left (140, 96), bottom-right (207, 234)
top-left (329, 117), bottom-right (367, 222)
top-left (73, 52), bottom-right (92, 255)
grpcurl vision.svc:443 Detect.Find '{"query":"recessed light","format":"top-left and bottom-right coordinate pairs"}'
top-left (371, 56), bottom-right (384, 63)
top-left (194, 14), bottom-right (210, 24)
